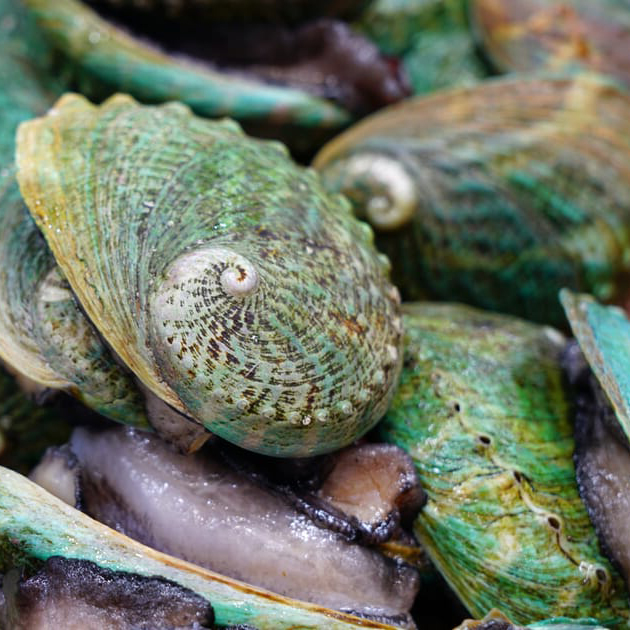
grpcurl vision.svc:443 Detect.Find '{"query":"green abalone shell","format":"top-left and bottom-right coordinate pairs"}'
top-left (560, 289), bottom-right (630, 444)
top-left (0, 0), bottom-right (150, 427)
top-left (379, 301), bottom-right (629, 624)
top-left (16, 93), bottom-right (402, 457)
top-left (21, 0), bottom-right (351, 143)
top-left (314, 73), bottom-right (630, 327)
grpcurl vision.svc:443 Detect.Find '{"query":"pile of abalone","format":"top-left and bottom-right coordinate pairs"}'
top-left (2, 0), bottom-right (630, 628)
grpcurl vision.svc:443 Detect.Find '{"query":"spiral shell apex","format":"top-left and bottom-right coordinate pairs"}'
top-left (16, 93), bottom-right (403, 457)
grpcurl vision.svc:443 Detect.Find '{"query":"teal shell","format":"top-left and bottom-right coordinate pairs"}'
top-left (313, 74), bottom-right (630, 327)
top-left (0, 0), bottom-right (149, 429)
top-left (21, 0), bottom-right (351, 146)
top-left (16, 93), bottom-right (403, 457)
top-left (378, 302), bottom-right (629, 624)
top-left (0, 466), bottom-right (399, 630)
top-left (560, 289), bottom-right (630, 444)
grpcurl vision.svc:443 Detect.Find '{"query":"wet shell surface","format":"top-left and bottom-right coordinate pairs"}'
top-left (16, 92), bottom-right (403, 457)
top-left (470, 0), bottom-right (630, 88)
top-left (378, 302), bottom-right (630, 624)
top-left (313, 73), bottom-right (630, 326)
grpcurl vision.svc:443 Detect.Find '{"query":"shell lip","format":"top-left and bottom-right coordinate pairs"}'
top-left (559, 288), bottom-right (630, 443)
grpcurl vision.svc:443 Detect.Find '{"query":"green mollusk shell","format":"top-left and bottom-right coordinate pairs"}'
top-left (0, 466), bottom-right (398, 629)
top-left (379, 302), bottom-right (630, 624)
top-left (16, 93), bottom-right (402, 457)
top-left (470, 0), bottom-right (630, 89)
top-left (313, 74), bottom-right (630, 327)
top-left (560, 289), bottom-right (630, 444)
top-left (0, 0), bottom-right (149, 427)
top-left (22, 0), bottom-right (350, 133)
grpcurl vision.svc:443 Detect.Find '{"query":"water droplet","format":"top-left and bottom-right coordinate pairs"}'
top-left (88, 30), bottom-right (101, 44)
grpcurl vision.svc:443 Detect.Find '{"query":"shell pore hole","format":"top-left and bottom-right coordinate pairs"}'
top-left (547, 515), bottom-right (561, 530)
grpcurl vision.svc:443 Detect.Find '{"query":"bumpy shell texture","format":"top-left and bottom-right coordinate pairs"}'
top-left (313, 74), bottom-right (630, 327)
top-left (378, 302), bottom-right (629, 624)
top-left (16, 93), bottom-right (402, 457)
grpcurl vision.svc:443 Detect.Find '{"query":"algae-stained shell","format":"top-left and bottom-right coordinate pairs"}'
top-left (16, 93), bottom-right (402, 457)
top-left (378, 302), bottom-right (629, 623)
top-left (0, 466), bottom-right (399, 630)
top-left (0, 0), bottom-right (149, 428)
top-left (470, 0), bottom-right (630, 88)
top-left (560, 289), bottom-right (630, 444)
top-left (313, 74), bottom-right (630, 327)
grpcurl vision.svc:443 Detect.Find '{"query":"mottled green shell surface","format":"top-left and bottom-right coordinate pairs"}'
top-left (314, 74), bottom-right (630, 327)
top-left (560, 290), bottom-right (630, 444)
top-left (0, 466), bottom-right (397, 630)
top-left (379, 302), bottom-right (629, 624)
top-left (471, 0), bottom-right (630, 89)
top-left (0, 0), bottom-right (149, 427)
top-left (16, 93), bottom-right (402, 457)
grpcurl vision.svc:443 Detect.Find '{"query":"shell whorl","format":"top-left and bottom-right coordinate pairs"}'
top-left (321, 152), bottom-right (418, 232)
